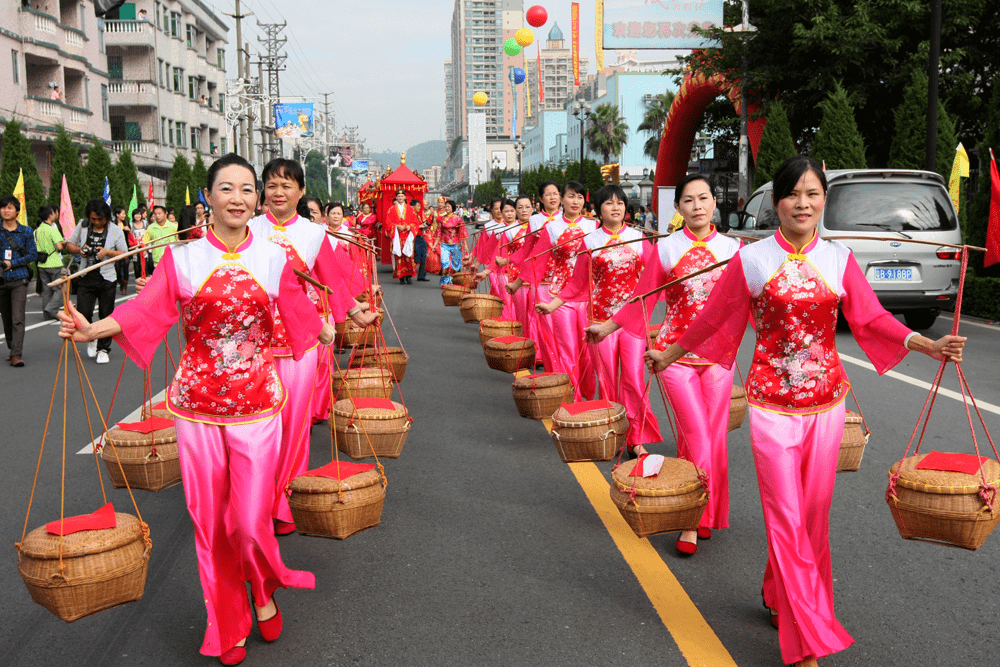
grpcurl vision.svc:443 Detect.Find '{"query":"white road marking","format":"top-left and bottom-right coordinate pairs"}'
top-left (938, 314), bottom-right (999, 332)
top-left (14, 293), bottom-right (136, 337)
top-left (840, 353), bottom-right (1000, 416)
top-left (77, 388), bottom-right (168, 454)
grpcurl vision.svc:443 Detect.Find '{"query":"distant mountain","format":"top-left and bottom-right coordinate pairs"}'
top-left (369, 140), bottom-right (446, 174)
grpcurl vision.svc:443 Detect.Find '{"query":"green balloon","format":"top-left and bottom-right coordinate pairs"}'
top-left (503, 38), bottom-right (522, 57)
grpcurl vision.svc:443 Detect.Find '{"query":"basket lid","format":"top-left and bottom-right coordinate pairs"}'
top-left (844, 410), bottom-right (863, 424)
top-left (731, 384), bottom-right (746, 399)
top-left (553, 400), bottom-right (625, 424)
top-left (461, 293), bottom-right (502, 304)
top-left (105, 425), bottom-right (177, 446)
top-left (611, 458), bottom-right (706, 496)
top-left (487, 336), bottom-right (533, 348)
top-left (335, 367), bottom-right (394, 381)
top-left (890, 453), bottom-right (1000, 494)
top-left (442, 284), bottom-right (471, 292)
top-left (333, 398), bottom-right (406, 418)
top-left (20, 512), bottom-right (143, 559)
top-left (512, 372), bottom-right (572, 389)
top-left (288, 466), bottom-right (382, 494)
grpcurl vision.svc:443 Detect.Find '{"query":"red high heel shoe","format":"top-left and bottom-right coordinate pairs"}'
top-left (274, 520), bottom-right (297, 536)
top-left (256, 598), bottom-right (283, 642)
top-left (697, 527), bottom-right (712, 540)
top-left (675, 535), bottom-right (698, 555)
top-left (219, 643), bottom-right (246, 665)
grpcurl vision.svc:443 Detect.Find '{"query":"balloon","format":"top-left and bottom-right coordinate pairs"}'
top-left (503, 38), bottom-right (522, 57)
top-left (526, 5), bottom-right (547, 28)
top-left (515, 28), bottom-right (534, 47)
top-left (473, 91), bottom-right (489, 106)
top-left (513, 68), bottom-right (526, 84)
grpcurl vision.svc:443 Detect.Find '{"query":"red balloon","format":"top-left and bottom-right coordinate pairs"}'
top-left (526, 5), bottom-right (547, 28)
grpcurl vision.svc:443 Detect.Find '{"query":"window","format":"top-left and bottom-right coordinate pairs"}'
top-left (107, 53), bottom-right (123, 80)
top-left (170, 12), bottom-right (179, 38)
top-left (173, 67), bottom-right (182, 93)
top-left (161, 117), bottom-right (167, 144)
top-left (80, 3), bottom-right (86, 35)
top-left (11, 50), bottom-right (17, 84)
top-left (218, 93), bottom-right (225, 113)
top-left (97, 18), bottom-right (105, 53)
top-left (217, 49), bottom-right (224, 70)
top-left (188, 76), bottom-right (196, 100)
top-left (167, 120), bottom-right (174, 145)
top-left (186, 24), bottom-right (195, 48)
top-left (176, 122), bottom-right (186, 147)
top-left (190, 127), bottom-right (200, 151)
top-left (101, 84), bottom-right (108, 121)
top-left (158, 59), bottom-right (165, 87)
top-left (84, 76), bottom-right (90, 109)
top-left (155, 2), bottom-right (161, 29)
top-left (221, 138), bottom-right (227, 154)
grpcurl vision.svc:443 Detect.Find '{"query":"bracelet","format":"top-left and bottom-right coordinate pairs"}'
top-left (347, 306), bottom-right (362, 317)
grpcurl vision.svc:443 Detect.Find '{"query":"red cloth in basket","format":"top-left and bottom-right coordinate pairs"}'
top-left (350, 398), bottom-right (395, 411)
top-left (117, 417), bottom-right (174, 433)
top-left (46, 502), bottom-right (117, 536)
top-left (306, 460), bottom-right (377, 481)
top-left (915, 451), bottom-right (990, 475)
top-left (491, 336), bottom-right (528, 345)
top-left (560, 399), bottom-right (614, 415)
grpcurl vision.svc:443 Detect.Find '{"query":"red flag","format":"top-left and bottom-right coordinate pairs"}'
top-left (148, 180), bottom-right (155, 208)
top-left (986, 148), bottom-right (1000, 268)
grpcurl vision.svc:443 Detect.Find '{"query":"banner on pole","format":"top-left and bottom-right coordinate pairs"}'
top-left (274, 103), bottom-right (315, 138)
top-left (572, 3), bottom-right (580, 86)
top-left (601, 0), bottom-right (723, 50)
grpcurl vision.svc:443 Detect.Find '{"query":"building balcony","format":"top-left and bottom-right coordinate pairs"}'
top-left (26, 96), bottom-right (92, 129)
top-left (111, 140), bottom-right (160, 159)
top-left (103, 20), bottom-right (156, 48)
top-left (19, 7), bottom-right (89, 56)
top-left (108, 80), bottom-right (158, 108)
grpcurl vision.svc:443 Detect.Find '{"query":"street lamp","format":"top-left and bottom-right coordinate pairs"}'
top-left (572, 100), bottom-right (591, 184)
top-left (513, 140), bottom-right (525, 194)
top-left (729, 1), bottom-right (757, 208)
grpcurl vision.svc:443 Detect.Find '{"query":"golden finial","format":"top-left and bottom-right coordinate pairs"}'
top-left (400, 152), bottom-right (407, 165)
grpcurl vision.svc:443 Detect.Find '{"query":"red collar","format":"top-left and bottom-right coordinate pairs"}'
top-left (775, 228), bottom-right (819, 254)
top-left (682, 224), bottom-right (717, 243)
top-left (207, 226), bottom-right (252, 254)
top-left (265, 210), bottom-right (299, 229)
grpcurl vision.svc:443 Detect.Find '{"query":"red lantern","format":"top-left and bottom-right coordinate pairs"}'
top-left (526, 5), bottom-right (547, 28)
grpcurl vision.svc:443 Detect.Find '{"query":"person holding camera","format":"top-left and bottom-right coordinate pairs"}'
top-left (64, 199), bottom-right (127, 364)
top-left (0, 195), bottom-right (36, 367)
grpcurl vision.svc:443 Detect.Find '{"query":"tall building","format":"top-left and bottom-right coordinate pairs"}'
top-left (1, 0), bottom-right (112, 189)
top-left (103, 1), bottom-right (229, 179)
top-left (523, 23), bottom-right (589, 127)
top-left (447, 0), bottom-right (525, 147)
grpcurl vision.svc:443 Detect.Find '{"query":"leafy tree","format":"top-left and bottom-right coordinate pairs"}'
top-left (753, 100), bottom-right (796, 189)
top-left (304, 150), bottom-right (330, 203)
top-left (473, 174), bottom-right (507, 207)
top-left (888, 69), bottom-right (958, 179)
top-left (164, 153), bottom-right (191, 213)
top-left (83, 136), bottom-right (114, 204)
top-left (637, 91), bottom-right (676, 161)
top-left (112, 149), bottom-right (146, 215)
top-left (810, 82), bottom-right (866, 170)
top-left (46, 127), bottom-right (88, 220)
top-left (565, 158), bottom-right (605, 196)
top-left (0, 119), bottom-right (47, 226)
top-left (190, 151), bottom-right (209, 203)
top-left (585, 104), bottom-right (629, 165)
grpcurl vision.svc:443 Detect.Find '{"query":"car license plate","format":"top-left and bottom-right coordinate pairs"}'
top-left (874, 268), bottom-right (914, 281)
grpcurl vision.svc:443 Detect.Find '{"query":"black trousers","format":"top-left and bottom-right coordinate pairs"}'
top-left (414, 236), bottom-right (428, 280)
top-left (76, 273), bottom-right (117, 352)
top-left (0, 277), bottom-right (28, 357)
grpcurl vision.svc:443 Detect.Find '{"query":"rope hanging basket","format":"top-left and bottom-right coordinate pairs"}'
top-left (837, 410), bottom-right (868, 473)
top-left (484, 336), bottom-right (536, 374)
top-left (17, 513), bottom-right (150, 622)
top-left (646, 324), bottom-right (659, 349)
top-left (728, 385), bottom-right (747, 432)
top-left (550, 401), bottom-right (629, 463)
top-left (511, 372), bottom-right (573, 420)
top-left (886, 454), bottom-right (1000, 551)
top-left (332, 368), bottom-right (394, 402)
top-left (460, 293), bottom-right (503, 323)
top-left (610, 458), bottom-right (709, 538)
top-left (348, 346), bottom-right (408, 383)
top-left (287, 468), bottom-right (386, 540)
top-left (333, 398), bottom-right (410, 460)
top-left (479, 318), bottom-right (522, 348)
top-left (441, 284), bottom-right (471, 306)
top-left (451, 272), bottom-right (477, 288)
top-left (340, 310), bottom-right (385, 348)
top-left (101, 423), bottom-right (181, 493)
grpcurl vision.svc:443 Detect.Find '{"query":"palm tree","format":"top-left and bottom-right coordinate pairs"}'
top-left (637, 91), bottom-right (676, 161)
top-left (585, 103), bottom-right (629, 165)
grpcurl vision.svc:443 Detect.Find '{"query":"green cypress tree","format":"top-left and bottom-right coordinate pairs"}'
top-left (888, 69), bottom-right (958, 180)
top-left (811, 82), bottom-right (867, 170)
top-left (164, 153), bottom-right (192, 213)
top-left (190, 151), bottom-right (209, 203)
top-left (47, 126), bottom-right (88, 220)
top-left (753, 100), bottom-right (797, 189)
top-left (112, 149), bottom-right (146, 214)
top-left (0, 119), bottom-right (47, 226)
top-left (83, 136), bottom-right (114, 204)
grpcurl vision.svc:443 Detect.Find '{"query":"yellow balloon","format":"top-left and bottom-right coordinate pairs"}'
top-left (515, 28), bottom-right (534, 47)
top-left (473, 91), bottom-right (489, 106)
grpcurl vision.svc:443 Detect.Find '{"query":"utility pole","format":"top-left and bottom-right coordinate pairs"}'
top-left (734, 0), bottom-right (756, 209)
top-left (245, 43), bottom-right (254, 166)
top-left (257, 21), bottom-right (287, 158)
top-left (223, 0), bottom-right (252, 157)
top-left (322, 92), bottom-right (334, 198)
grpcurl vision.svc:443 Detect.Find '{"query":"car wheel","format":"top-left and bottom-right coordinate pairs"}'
top-left (904, 309), bottom-right (939, 330)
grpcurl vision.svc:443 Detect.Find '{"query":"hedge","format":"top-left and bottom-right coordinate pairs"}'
top-left (956, 273), bottom-right (1000, 322)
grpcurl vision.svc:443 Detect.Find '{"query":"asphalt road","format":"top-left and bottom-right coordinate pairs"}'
top-left (0, 269), bottom-right (998, 667)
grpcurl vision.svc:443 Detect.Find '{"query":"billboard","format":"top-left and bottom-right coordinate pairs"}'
top-left (273, 102), bottom-right (314, 138)
top-left (351, 159), bottom-right (369, 174)
top-left (329, 145), bottom-right (354, 168)
top-left (601, 0), bottom-right (723, 50)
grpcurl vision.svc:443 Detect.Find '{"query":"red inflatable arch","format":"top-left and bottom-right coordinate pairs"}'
top-left (652, 70), bottom-right (767, 215)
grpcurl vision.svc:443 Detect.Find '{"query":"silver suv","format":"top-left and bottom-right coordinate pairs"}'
top-left (730, 169), bottom-right (962, 329)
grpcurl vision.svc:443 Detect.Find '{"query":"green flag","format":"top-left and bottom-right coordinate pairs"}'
top-left (127, 184), bottom-right (139, 220)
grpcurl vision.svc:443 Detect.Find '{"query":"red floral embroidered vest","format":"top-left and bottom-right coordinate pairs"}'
top-left (655, 243), bottom-right (724, 364)
top-left (591, 238), bottom-right (642, 323)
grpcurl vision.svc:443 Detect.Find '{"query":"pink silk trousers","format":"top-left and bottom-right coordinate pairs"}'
top-left (174, 416), bottom-right (315, 657)
top-left (530, 284), bottom-right (550, 370)
top-left (752, 403), bottom-right (854, 665)
top-left (661, 362), bottom-right (734, 529)
top-left (592, 328), bottom-right (661, 448)
top-left (489, 271), bottom-right (514, 320)
top-left (273, 347), bottom-right (319, 523)
top-left (311, 343), bottom-right (332, 423)
top-left (510, 284), bottom-right (531, 345)
top-left (540, 295), bottom-right (596, 401)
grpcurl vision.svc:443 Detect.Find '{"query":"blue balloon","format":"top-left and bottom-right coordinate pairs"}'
top-left (513, 67), bottom-right (526, 84)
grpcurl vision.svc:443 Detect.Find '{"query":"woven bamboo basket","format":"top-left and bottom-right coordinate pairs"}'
top-left (18, 513), bottom-right (150, 622)
top-left (287, 468), bottom-right (385, 540)
top-left (460, 293), bottom-right (504, 323)
top-left (550, 401), bottom-right (629, 463)
top-left (451, 272), bottom-right (477, 288)
top-left (837, 411), bottom-right (868, 473)
top-left (610, 458), bottom-right (709, 538)
top-left (512, 372), bottom-right (573, 420)
top-left (333, 399), bottom-right (410, 459)
top-left (484, 337), bottom-right (536, 373)
top-left (728, 385), bottom-right (748, 432)
top-left (348, 346), bottom-right (408, 383)
top-left (331, 368), bottom-right (394, 402)
top-left (886, 453), bottom-right (1000, 550)
top-left (340, 310), bottom-right (384, 348)
top-left (479, 318), bottom-right (523, 348)
top-left (139, 404), bottom-right (171, 420)
top-left (441, 284), bottom-right (471, 306)
top-left (101, 425), bottom-right (181, 492)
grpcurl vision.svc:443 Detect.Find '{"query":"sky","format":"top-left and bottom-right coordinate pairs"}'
top-left (210, 0), bottom-right (604, 152)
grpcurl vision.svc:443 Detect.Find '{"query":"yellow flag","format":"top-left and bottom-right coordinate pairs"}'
top-left (185, 186), bottom-right (191, 206)
top-left (949, 142), bottom-right (969, 213)
top-left (668, 211), bottom-right (684, 232)
top-left (12, 169), bottom-right (26, 227)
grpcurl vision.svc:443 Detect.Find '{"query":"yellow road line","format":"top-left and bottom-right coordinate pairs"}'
top-left (567, 461), bottom-right (737, 667)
